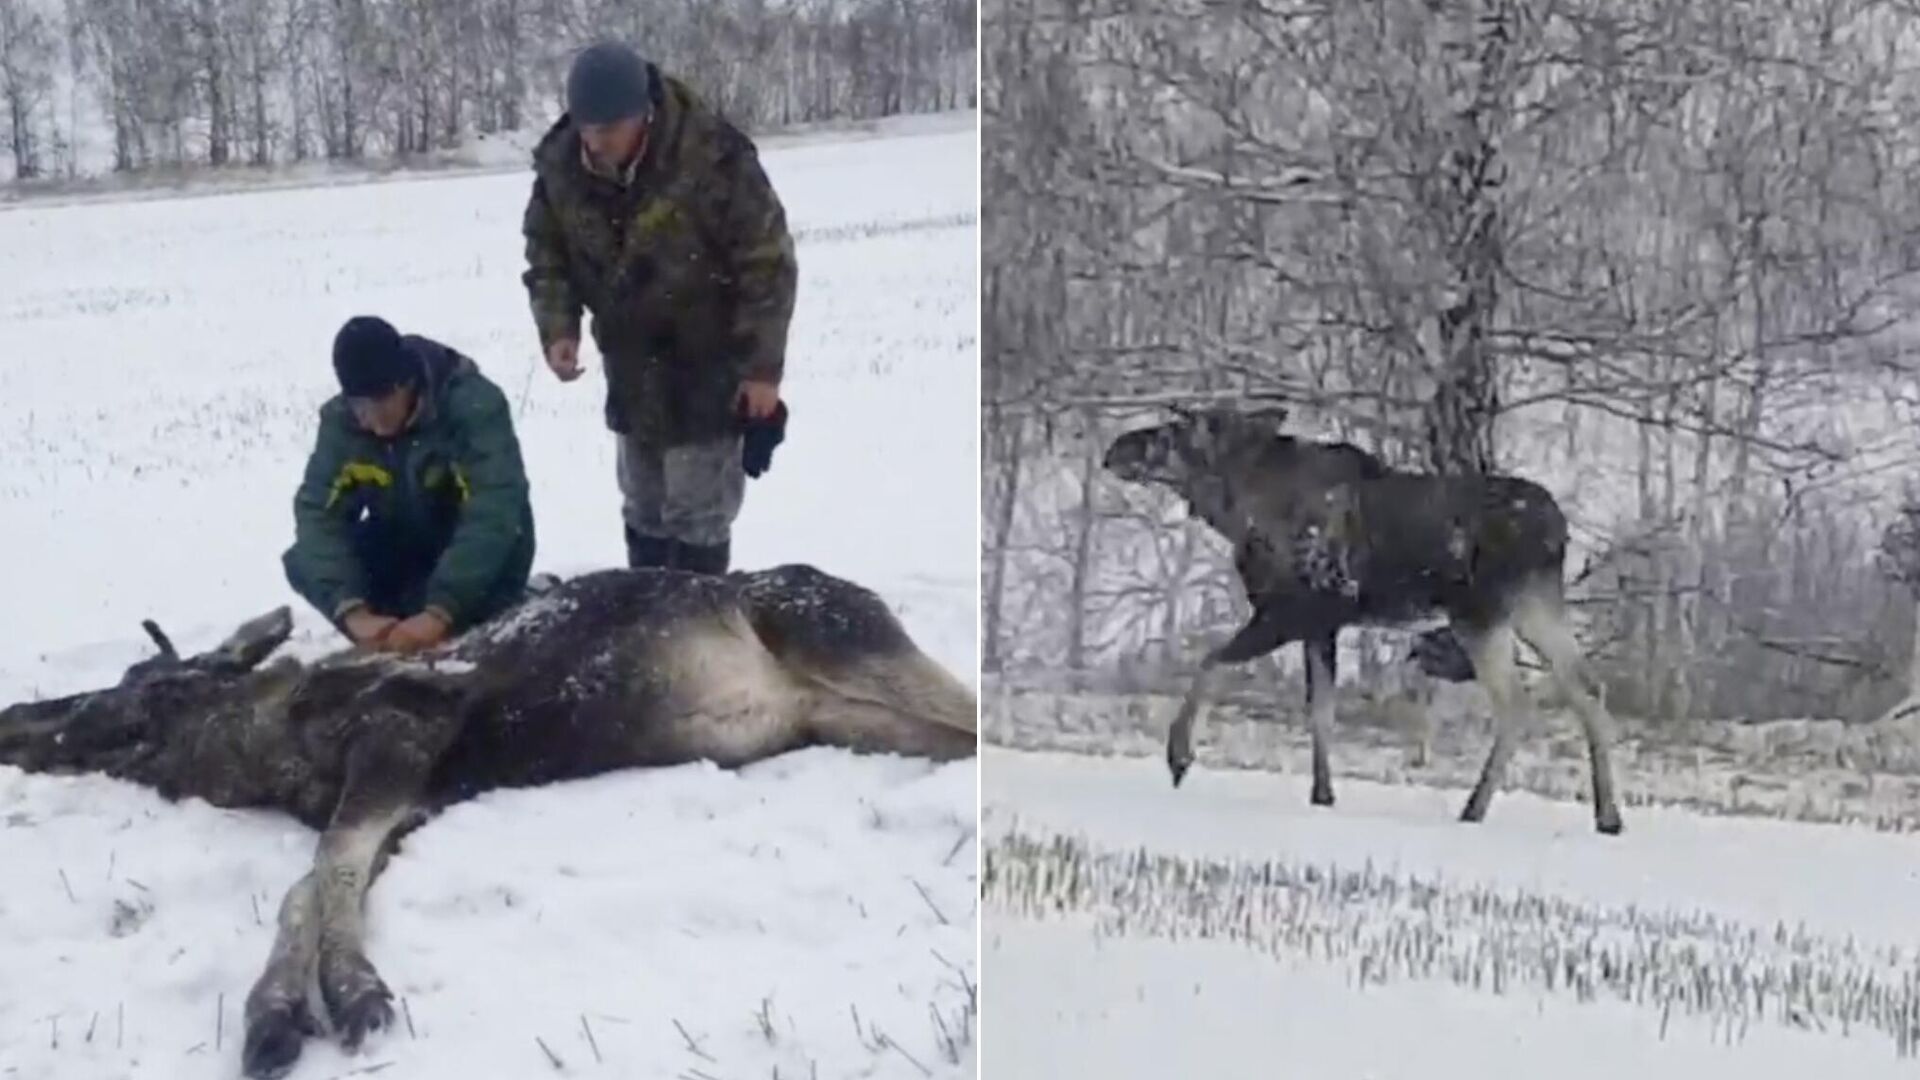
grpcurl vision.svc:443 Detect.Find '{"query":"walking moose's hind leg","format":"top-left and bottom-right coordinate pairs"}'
top-left (1167, 604), bottom-right (1291, 788)
top-left (1511, 575), bottom-right (1625, 835)
top-left (1454, 614), bottom-right (1524, 826)
top-left (1451, 573), bottom-right (1625, 836)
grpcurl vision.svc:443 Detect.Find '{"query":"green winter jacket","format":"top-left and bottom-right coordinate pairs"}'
top-left (520, 68), bottom-right (798, 448)
top-left (282, 337), bottom-right (535, 633)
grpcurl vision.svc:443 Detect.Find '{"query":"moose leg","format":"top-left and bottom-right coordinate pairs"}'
top-left (1303, 633), bottom-right (1338, 807)
top-left (313, 796), bottom-right (415, 1051)
top-left (1512, 587), bottom-right (1624, 835)
top-left (1167, 605), bottom-right (1290, 787)
top-left (808, 699), bottom-right (977, 761)
top-left (241, 873), bottom-right (323, 1079)
top-left (1457, 618), bottom-right (1521, 824)
top-left (241, 734), bottom-right (428, 1077)
top-left (799, 642), bottom-right (979, 762)
top-left (737, 565), bottom-right (978, 762)
top-left (198, 605), bottom-right (296, 674)
top-left (1166, 665), bottom-right (1219, 788)
top-left (310, 682), bottom-right (459, 1054)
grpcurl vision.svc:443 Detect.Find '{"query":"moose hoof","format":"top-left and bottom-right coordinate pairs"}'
top-left (1167, 753), bottom-right (1192, 788)
top-left (329, 986), bottom-right (395, 1051)
top-left (321, 953), bottom-right (395, 1051)
top-left (241, 1007), bottom-right (308, 1080)
top-left (1595, 809), bottom-right (1624, 836)
top-left (1458, 798), bottom-right (1490, 824)
top-left (1310, 787), bottom-right (1335, 808)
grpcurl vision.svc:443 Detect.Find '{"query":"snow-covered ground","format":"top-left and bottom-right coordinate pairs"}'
top-left (985, 921), bottom-right (1918, 1080)
top-left (982, 746), bottom-right (1920, 1076)
top-left (0, 118), bottom-right (979, 1078)
top-left (988, 684), bottom-right (1920, 831)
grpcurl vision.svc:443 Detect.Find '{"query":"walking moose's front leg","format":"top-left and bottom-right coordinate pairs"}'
top-left (1167, 604), bottom-right (1291, 788)
top-left (240, 673), bottom-right (463, 1077)
top-left (1303, 632), bottom-right (1338, 807)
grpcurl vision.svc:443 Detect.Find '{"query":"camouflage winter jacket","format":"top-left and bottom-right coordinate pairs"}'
top-left (520, 69), bottom-right (798, 448)
top-left (282, 337), bottom-right (536, 633)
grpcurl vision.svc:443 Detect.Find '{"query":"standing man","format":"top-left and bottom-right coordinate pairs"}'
top-left (283, 316), bottom-right (536, 653)
top-left (521, 40), bottom-right (797, 574)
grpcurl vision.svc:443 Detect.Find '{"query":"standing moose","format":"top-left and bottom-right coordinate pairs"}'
top-left (1102, 403), bottom-right (1624, 835)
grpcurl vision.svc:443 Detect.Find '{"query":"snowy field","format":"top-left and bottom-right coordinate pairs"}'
top-left (0, 118), bottom-right (979, 1078)
top-left (0, 110), bottom-right (979, 211)
top-left (982, 746), bottom-right (1920, 1078)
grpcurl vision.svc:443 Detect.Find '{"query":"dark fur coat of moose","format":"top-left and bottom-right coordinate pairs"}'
top-left (1102, 404), bottom-right (1623, 835)
top-left (0, 563), bottom-right (977, 1078)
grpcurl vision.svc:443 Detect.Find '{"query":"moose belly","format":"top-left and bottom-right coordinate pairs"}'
top-left (432, 615), bottom-right (812, 797)
top-left (620, 617), bottom-right (815, 769)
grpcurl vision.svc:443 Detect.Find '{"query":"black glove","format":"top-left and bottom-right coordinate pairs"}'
top-left (740, 400), bottom-right (787, 479)
top-left (1408, 625), bottom-right (1476, 683)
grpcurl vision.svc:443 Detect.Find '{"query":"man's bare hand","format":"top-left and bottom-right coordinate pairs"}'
top-left (384, 611), bottom-right (452, 654)
top-left (737, 380), bottom-right (780, 420)
top-left (343, 609), bottom-right (398, 648)
top-left (546, 338), bottom-right (583, 382)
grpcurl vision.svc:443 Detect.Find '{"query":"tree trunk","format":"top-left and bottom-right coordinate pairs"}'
top-left (1065, 410), bottom-right (1102, 670)
top-left (1652, 377), bottom-right (1679, 719)
top-left (6, 90), bottom-right (32, 179)
top-left (200, 0), bottom-right (229, 166)
top-left (1902, 597), bottom-right (1920, 713)
top-left (982, 408), bottom-right (1026, 675)
top-left (1423, 0), bottom-right (1510, 476)
top-left (249, 56), bottom-right (268, 165)
top-left (1635, 398), bottom-right (1656, 712)
top-left (1673, 369), bottom-right (1719, 724)
top-left (336, 0), bottom-right (357, 160)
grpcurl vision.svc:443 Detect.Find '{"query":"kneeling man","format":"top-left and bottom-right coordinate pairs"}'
top-left (284, 316), bottom-right (536, 653)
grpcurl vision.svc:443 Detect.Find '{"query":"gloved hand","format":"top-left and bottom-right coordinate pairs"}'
top-left (1408, 625), bottom-right (1476, 683)
top-left (740, 399), bottom-right (788, 479)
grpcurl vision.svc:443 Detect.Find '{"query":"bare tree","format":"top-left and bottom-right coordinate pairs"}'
top-left (983, 0), bottom-right (1920, 723)
top-left (0, 0), bottom-right (54, 179)
top-left (11, 0), bottom-right (971, 180)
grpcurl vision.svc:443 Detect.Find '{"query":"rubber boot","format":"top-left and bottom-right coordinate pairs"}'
top-left (674, 539), bottom-right (731, 575)
top-left (625, 527), bottom-right (674, 569)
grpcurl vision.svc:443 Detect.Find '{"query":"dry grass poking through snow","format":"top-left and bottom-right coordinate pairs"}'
top-left (984, 828), bottom-right (1920, 1056)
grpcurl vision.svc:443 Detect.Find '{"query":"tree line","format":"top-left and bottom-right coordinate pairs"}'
top-left (1, 0), bottom-right (976, 180)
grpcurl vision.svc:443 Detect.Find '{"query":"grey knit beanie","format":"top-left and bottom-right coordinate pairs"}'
top-left (566, 41), bottom-right (655, 125)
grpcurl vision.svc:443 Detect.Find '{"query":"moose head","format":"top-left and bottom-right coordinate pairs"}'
top-left (1101, 401), bottom-right (1293, 488)
top-left (0, 606), bottom-right (295, 774)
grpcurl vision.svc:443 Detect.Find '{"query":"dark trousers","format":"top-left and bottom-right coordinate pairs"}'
top-left (285, 523), bottom-right (456, 629)
top-left (617, 434), bottom-right (742, 573)
top-left (351, 525), bottom-right (437, 617)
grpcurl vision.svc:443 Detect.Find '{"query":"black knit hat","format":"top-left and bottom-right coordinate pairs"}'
top-left (332, 316), bottom-right (415, 398)
top-left (566, 41), bottom-right (655, 126)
